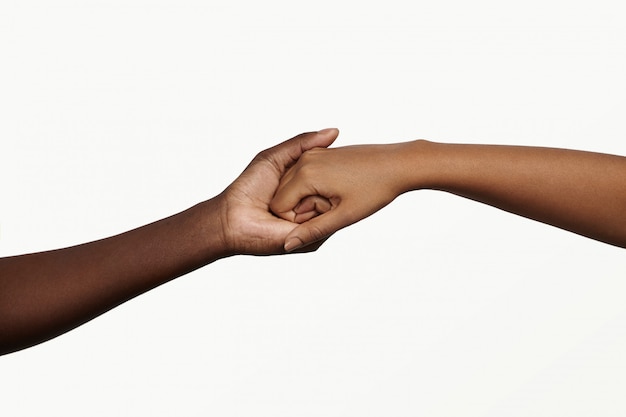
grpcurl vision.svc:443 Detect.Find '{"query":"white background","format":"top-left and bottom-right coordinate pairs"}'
top-left (1, 1), bottom-right (625, 415)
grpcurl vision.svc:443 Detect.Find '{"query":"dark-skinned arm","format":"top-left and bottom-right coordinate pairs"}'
top-left (0, 128), bottom-right (339, 355)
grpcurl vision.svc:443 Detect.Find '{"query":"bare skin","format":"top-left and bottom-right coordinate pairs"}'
top-left (270, 138), bottom-right (626, 251)
top-left (0, 128), bottom-right (339, 355)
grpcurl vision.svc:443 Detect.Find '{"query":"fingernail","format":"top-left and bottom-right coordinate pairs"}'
top-left (284, 237), bottom-right (304, 253)
top-left (318, 128), bottom-right (337, 135)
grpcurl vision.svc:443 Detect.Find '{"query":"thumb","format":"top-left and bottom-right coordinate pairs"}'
top-left (261, 128), bottom-right (339, 174)
top-left (283, 208), bottom-right (351, 252)
top-left (302, 128), bottom-right (339, 151)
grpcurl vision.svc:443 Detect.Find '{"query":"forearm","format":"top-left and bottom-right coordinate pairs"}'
top-left (408, 140), bottom-right (626, 247)
top-left (0, 129), bottom-right (339, 355)
top-left (0, 197), bottom-right (228, 355)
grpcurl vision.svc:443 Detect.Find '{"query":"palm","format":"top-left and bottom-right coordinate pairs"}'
top-left (218, 129), bottom-right (338, 255)
top-left (224, 158), bottom-right (297, 255)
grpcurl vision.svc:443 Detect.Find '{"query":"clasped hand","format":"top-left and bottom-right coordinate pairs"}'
top-left (219, 127), bottom-right (408, 255)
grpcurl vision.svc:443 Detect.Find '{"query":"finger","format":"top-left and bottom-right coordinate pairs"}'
top-left (295, 195), bottom-right (332, 214)
top-left (292, 210), bottom-right (319, 223)
top-left (283, 207), bottom-right (353, 252)
top-left (274, 163), bottom-right (297, 194)
top-left (289, 235), bottom-right (332, 254)
top-left (258, 128), bottom-right (339, 175)
top-left (270, 171), bottom-right (321, 221)
top-left (293, 195), bottom-right (332, 223)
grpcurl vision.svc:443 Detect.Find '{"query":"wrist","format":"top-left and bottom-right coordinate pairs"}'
top-left (196, 196), bottom-right (235, 260)
top-left (391, 139), bottom-right (438, 193)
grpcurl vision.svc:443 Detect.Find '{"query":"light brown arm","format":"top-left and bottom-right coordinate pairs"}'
top-left (270, 139), bottom-right (626, 250)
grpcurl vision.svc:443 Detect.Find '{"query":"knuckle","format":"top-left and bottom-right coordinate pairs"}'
top-left (255, 148), bottom-right (272, 162)
top-left (307, 224), bottom-right (327, 243)
top-left (300, 149), bottom-right (314, 161)
top-left (254, 149), bottom-right (281, 171)
top-left (300, 147), bottom-right (323, 162)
